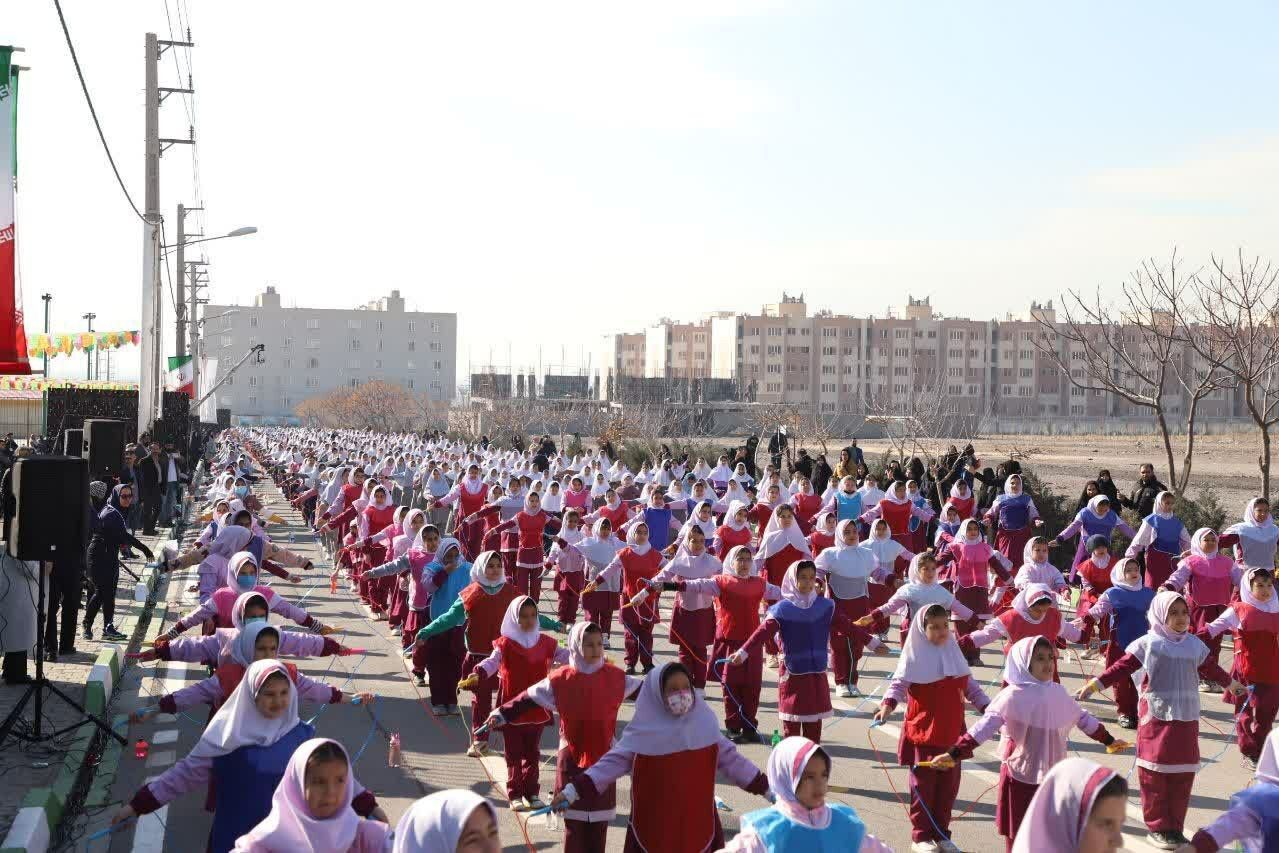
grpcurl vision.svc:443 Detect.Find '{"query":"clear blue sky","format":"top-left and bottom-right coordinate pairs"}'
top-left (10, 1), bottom-right (1279, 379)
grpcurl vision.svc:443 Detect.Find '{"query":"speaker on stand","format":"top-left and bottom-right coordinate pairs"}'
top-left (62, 428), bottom-right (83, 458)
top-left (83, 418), bottom-right (126, 481)
top-left (0, 456), bottom-right (126, 748)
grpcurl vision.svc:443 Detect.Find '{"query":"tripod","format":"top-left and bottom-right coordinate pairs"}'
top-left (0, 552), bottom-right (126, 748)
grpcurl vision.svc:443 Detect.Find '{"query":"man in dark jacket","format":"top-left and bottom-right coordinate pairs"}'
top-left (794, 449), bottom-right (814, 482)
top-left (134, 442), bottom-right (167, 535)
top-left (1124, 463), bottom-right (1168, 518)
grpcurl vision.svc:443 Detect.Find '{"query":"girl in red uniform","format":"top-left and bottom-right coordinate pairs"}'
top-left (872, 604), bottom-right (990, 852)
top-left (584, 522), bottom-right (666, 674)
top-left (463, 595), bottom-right (568, 811)
top-left (789, 477), bottom-right (823, 535)
top-left (489, 622), bottom-right (644, 853)
top-left (546, 508), bottom-right (587, 627)
top-left (1072, 535), bottom-right (1114, 659)
top-left (959, 583), bottom-right (1084, 680)
top-left (714, 500), bottom-right (754, 560)
top-left (552, 661), bottom-right (771, 853)
top-left (557, 518), bottom-right (624, 646)
top-left (807, 511), bottom-right (838, 556)
top-left (860, 479), bottom-right (935, 550)
top-left (474, 491), bottom-right (562, 602)
top-left (748, 483), bottom-right (782, 532)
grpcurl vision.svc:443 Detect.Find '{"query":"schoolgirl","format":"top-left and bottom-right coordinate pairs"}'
top-left (983, 474), bottom-right (1043, 566)
top-left (584, 522), bottom-right (665, 673)
top-left (1053, 495), bottom-right (1135, 580)
top-left (1075, 557), bottom-right (1155, 727)
top-left (959, 583), bottom-right (1084, 678)
top-left (1162, 527), bottom-right (1240, 673)
top-left (934, 519), bottom-right (1012, 644)
top-left (1125, 491), bottom-right (1190, 589)
top-left (815, 519), bottom-right (893, 696)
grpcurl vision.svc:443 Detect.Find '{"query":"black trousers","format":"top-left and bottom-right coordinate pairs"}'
top-left (44, 568), bottom-right (82, 653)
top-left (83, 558), bottom-right (119, 630)
top-left (141, 486), bottom-right (162, 534)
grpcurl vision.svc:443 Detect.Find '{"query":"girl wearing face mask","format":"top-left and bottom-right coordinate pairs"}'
top-left (160, 553), bottom-right (333, 640)
top-left (486, 623), bottom-right (643, 853)
top-left (1197, 568), bottom-right (1279, 770)
top-left (232, 738), bottom-right (391, 852)
top-left (873, 605), bottom-right (990, 851)
top-left (982, 474), bottom-right (1044, 568)
top-left (723, 736), bottom-right (890, 853)
top-left (391, 790), bottom-right (500, 853)
top-left (933, 519), bottom-right (1013, 652)
top-left (729, 561), bottom-right (885, 743)
top-left (930, 637), bottom-right (1125, 852)
top-left (461, 596), bottom-right (568, 812)
top-left (959, 583), bottom-right (1084, 682)
top-left (1073, 558), bottom-right (1155, 728)
top-left (113, 660), bottom-right (385, 853)
top-left (1080, 591), bottom-right (1240, 849)
top-left (1009, 757), bottom-right (1127, 853)
top-left (1161, 528), bottom-right (1240, 675)
top-left (132, 623), bottom-right (369, 721)
top-left (1124, 491), bottom-right (1190, 589)
top-left (818, 520), bottom-right (894, 697)
top-left (1072, 535), bottom-right (1114, 658)
top-left (552, 661), bottom-right (770, 852)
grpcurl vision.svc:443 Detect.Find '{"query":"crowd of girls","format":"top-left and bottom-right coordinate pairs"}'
top-left (112, 426), bottom-right (1279, 852)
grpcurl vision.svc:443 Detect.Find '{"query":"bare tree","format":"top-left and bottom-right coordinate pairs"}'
top-left (1185, 252), bottom-right (1279, 499)
top-left (1034, 252), bottom-right (1228, 498)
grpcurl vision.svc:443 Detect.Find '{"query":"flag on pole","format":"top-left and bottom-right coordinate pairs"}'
top-left (167, 354), bottom-right (194, 397)
top-left (0, 49), bottom-right (31, 375)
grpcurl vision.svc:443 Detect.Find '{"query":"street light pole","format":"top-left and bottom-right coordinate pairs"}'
top-left (82, 313), bottom-right (95, 380)
top-left (40, 293), bottom-right (51, 377)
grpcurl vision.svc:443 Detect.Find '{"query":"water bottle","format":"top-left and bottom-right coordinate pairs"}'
top-left (770, 729), bottom-right (782, 747)
top-left (134, 581), bottom-right (149, 602)
top-left (546, 809), bottom-right (560, 831)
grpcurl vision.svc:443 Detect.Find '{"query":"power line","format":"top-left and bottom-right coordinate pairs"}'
top-left (51, 0), bottom-right (147, 223)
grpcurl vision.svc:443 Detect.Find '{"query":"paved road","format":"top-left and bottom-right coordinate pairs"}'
top-left (94, 477), bottom-right (1251, 852)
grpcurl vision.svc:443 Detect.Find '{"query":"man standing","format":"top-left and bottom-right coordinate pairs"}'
top-left (135, 442), bottom-right (167, 536)
top-left (161, 442), bottom-right (186, 526)
top-left (1124, 463), bottom-right (1168, 518)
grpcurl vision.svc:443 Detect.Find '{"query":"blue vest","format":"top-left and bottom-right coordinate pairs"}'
top-left (1231, 782), bottom-right (1279, 852)
top-left (741, 802), bottom-right (865, 852)
top-left (770, 598), bottom-right (834, 675)
top-left (834, 491), bottom-right (863, 523)
top-left (1144, 513), bottom-right (1184, 555)
top-left (998, 493), bottom-right (1033, 530)
top-left (1108, 585), bottom-right (1156, 652)
top-left (247, 535), bottom-right (266, 564)
top-left (209, 721), bottom-right (314, 853)
top-left (430, 560), bottom-right (473, 621)
top-left (208, 521), bottom-right (219, 540)
top-left (643, 507), bottom-right (674, 552)
top-left (908, 495), bottom-right (928, 532)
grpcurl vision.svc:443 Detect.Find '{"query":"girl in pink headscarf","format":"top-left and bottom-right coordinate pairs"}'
top-left (872, 604), bottom-right (989, 850)
top-left (753, 505), bottom-right (813, 669)
top-left (930, 636), bottom-right (1126, 852)
top-left (231, 739), bottom-right (391, 852)
top-left (722, 736), bottom-right (892, 852)
top-left (1161, 527), bottom-right (1241, 673)
top-left (1077, 589), bottom-right (1241, 849)
top-left (1009, 757), bottom-right (1127, 853)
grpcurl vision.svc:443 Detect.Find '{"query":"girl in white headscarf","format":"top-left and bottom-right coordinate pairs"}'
top-left (391, 791), bottom-right (499, 853)
top-left (558, 517), bottom-right (625, 646)
top-left (814, 519), bottom-right (891, 697)
top-left (1073, 557), bottom-right (1154, 727)
top-left (722, 736), bottom-right (891, 852)
top-left (1009, 757), bottom-right (1126, 853)
top-left (1125, 490), bottom-right (1190, 588)
top-left (1222, 496), bottom-right (1279, 571)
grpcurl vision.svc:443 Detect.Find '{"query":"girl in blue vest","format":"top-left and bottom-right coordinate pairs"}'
top-left (112, 659), bottom-right (385, 853)
top-left (1124, 491), bottom-right (1190, 590)
top-left (818, 475), bottom-right (864, 529)
top-left (1074, 557), bottom-right (1155, 728)
top-left (722, 736), bottom-right (891, 853)
top-left (983, 474), bottom-right (1042, 567)
top-left (729, 560), bottom-right (885, 743)
top-left (621, 487), bottom-right (682, 553)
top-left (1052, 495), bottom-right (1135, 582)
top-left (416, 539), bottom-right (473, 714)
top-left (1190, 727), bottom-right (1279, 852)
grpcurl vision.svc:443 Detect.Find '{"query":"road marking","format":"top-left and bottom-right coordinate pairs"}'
top-left (151, 729), bottom-right (179, 745)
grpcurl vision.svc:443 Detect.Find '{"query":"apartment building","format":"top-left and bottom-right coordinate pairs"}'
top-left (203, 286), bottom-right (457, 423)
top-left (595, 293), bottom-right (1240, 422)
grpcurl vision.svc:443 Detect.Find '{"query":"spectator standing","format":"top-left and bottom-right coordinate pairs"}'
top-left (135, 442), bottom-right (167, 535)
top-left (1123, 464), bottom-right (1168, 519)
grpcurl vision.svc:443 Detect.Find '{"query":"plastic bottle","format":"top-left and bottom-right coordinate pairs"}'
top-left (770, 729), bottom-right (782, 746)
top-left (546, 809), bottom-right (560, 831)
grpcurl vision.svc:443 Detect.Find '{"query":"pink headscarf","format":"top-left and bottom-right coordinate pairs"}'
top-left (609, 661), bottom-right (720, 757)
top-left (988, 636), bottom-right (1078, 729)
top-left (1011, 583), bottom-right (1054, 624)
top-left (893, 604), bottom-right (970, 684)
top-left (239, 738), bottom-right (362, 851)
top-left (1011, 757), bottom-right (1119, 853)
top-left (766, 736), bottom-right (833, 827)
top-left (780, 561), bottom-right (817, 609)
top-left (499, 595), bottom-right (541, 649)
top-left (567, 621), bottom-right (603, 675)
top-left (1148, 590), bottom-right (1190, 644)
top-left (391, 790), bottom-right (496, 853)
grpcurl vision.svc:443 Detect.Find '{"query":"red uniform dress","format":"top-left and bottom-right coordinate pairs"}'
top-left (890, 676), bottom-right (971, 845)
top-left (876, 498), bottom-right (916, 550)
top-left (704, 575), bottom-right (772, 733)
top-left (714, 524), bottom-right (752, 561)
top-left (483, 508), bottom-right (562, 602)
top-left (491, 633), bottom-right (559, 800)
top-left (791, 493), bottom-right (822, 535)
top-left (457, 582), bottom-right (519, 745)
top-left (359, 503), bottom-right (396, 613)
top-left (1224, 601), bottom-right (1279, 760)
top-left (997, 607), bottom-right (1062, 681)
top-left (1075, 557), bottom-right (1113, 644)
top-left (616, 547), bottom-right (664, 670)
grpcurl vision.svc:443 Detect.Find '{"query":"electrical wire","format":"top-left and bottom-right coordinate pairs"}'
top-left (50, 0), bottom-right (147, 224)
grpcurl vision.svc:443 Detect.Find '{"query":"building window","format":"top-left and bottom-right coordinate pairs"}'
top-left (348, 359), bottom-right (360, 369)
top-left (282, 359), bottom-right (291, 369)
top-left (406, 360), bottom-right (415, 370)
top-left (407, 379), bottom-right (415, 389)
top-left (429, 380), bottom-right (443, 393)
top-left (306, 377), bottom-right (318, 388)
top-left (349, 339), bottom-right (361, 351)
top-left (306, 339), bottom-right (320, 350)
top-left (430, 321), bottom-right (440, 333)
top-left (349, 379), bottom-right (359, 387)
top-left (283, 338), bottom-right (293, 349)
top-left (306, 319), bottom-right (319, 330)
top-left (347, 319), bottom-right (361, 329)
top-left (377, 321), bottom-right (384, 332)
top-left (407, 321), bottom-right (416, 332)
top-left (248, 376), bottom-right (258, 387)
top-left (248, 396), bottom-right (258, 406)
top-left (220, 335), bottom-right (232, 347)
top-left (429, 341), bottom-right (441, 352)
top-left (408, 341), bottom-right (416, 352)
top-left (308, 357), bottom-right (319, 369)
top-left (249, 316), bottom-right (258, 328)
top-left (374, 359), bottom-right (383, 369)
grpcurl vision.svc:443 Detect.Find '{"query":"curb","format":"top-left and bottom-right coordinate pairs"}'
top-left (0, 491), bottom-right (192, 853)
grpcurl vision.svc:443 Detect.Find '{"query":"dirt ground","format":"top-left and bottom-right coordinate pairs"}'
top-left (844, 432), bottom-right (1268, 514)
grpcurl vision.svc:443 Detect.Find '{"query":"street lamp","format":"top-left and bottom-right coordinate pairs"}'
top-left (161, 225), bottom-right (257, 254)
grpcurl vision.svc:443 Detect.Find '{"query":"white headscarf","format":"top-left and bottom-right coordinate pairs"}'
top-left (1010, 757), bottom-right (1120, 853)
top-left (757, 511), bottom-right (812, 561)
top-left (499, 595), bottom-right (541, 649)
top-left (568, 621), bottom-right (604, 675)
top-left (610, 661), bottom-right (721, 757)
top-left (1108, 557), bottom-right (1143, 592)
top-left (893, 604), bottom-right (970, 684)
top-left (1241, 566), bottom-right (1279, 613)
top-left (1083, 494), bottom-right (1111, 520)
top-left (241, 738), bottom-right (363, 852)
top-left (626, 522), bottom-right (652, 557)
top-left (468, 550), bottom-right (505, 589)
top-left (226, 551), bottom-right (260, 590)
top-left (780, 561), bottom-right (817, 609)
top-left (722, 500), bottom-right (749, 532)
top-left (391, 791), bottom-right (496, 853)
top-left (190, 659), bottom-right (300, 763)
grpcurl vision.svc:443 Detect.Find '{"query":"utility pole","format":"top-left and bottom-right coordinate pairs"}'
top-left (139, 31), bottom-right (193, 438)
top-left (189, 259), bottom-right (207, 414)
top-left (39, 293), bottom-right (50, 377)
top-left (81, 313), bottom-right (96, 380)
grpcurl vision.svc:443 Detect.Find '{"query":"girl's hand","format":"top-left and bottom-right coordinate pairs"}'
top-left (318, 625), bottom-right (338, 637)
top-left (1229, 680), bottom-right (1248, 698)
top-left (727, 650), bottom-right (748, 666)
top-left (871, 705), bottom-right (891, 724)
top-left (1047, 539), bottom-right (1060, 549)
top-left (484, 711), bottom-right (506, 730)
top-left (854, 615), bottom-right (874, 628)
top-left (110, 804), bottom-right (136, 827)
top-left (1074, 680), bottom-right (1098, 701)
top-left (129, 706), bottom-right (157, 724)
top-left (457, 674), bottom-right (480, 692)
top-left (1033, 518), bottom-right (1044, 527)
top-left (925, 754), bottom-right (956, 771)
top-left (550, 791), bottom-right (572, 811)
top-left (289, 574), bottom-right (302, 584)
top-left (1106, 740), bottom-right (1133, 754)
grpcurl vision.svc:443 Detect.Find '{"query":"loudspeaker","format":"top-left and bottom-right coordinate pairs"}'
top-left (9, 456), bottom-right (88, 561)
top-left (63, 429), bottom-right (84, 457)
top-left (83, 419), bottom-right (126, 480)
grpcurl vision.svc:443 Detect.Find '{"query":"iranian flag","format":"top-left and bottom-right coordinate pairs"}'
top-left (0, 49), bottom-right (31, 375)
top-left (167, 354), bottom-right (194, 397)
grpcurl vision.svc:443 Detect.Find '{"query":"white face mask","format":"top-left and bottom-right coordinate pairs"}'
top-left (665, 689), bottom-right (694, 717)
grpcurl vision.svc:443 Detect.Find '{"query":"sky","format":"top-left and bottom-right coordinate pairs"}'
top-left (9, 1), bottom-right (1279, 382)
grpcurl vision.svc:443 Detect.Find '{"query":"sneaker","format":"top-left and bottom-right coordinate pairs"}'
top-left (511, 797), bottom-right (532, 813)
top-left (765, 654), bottom-right (779, 670)
top-left (466, 741), bottom-right (489, 757)
top-left (102, 627), bottom-right (128, 642)
top-left (446, 705), bottom-right (460, 715)
top-left (1079, 646), bottom-right (1099, 661)
top-left (625, 665), bottom-right (637, 675)
top-left (1147, 831), bottom-right (1179, 850)
top-left (938, 841), bottom-right (961, 853)
top-left (1118, 714), bottom-right (1136, 729)
top-left (1199, 679), bottom-right (1215, 693)
top-left (835, 684), bottom-right (852, 699)
top-left (82, 624), bottom-right (94, 641)
top-left (910, 842), bottom-right (940, 853)
top-left (641, 664), bottom-right (654, 675)
top-left (44, 649), bottom-right (57, 663)
top-left (602, 637), bottom-right (612, 650)
top-left (413, 673), bottom-right (426, 687)
top-left (1244, 756), bottom-right (1258, 771)
top-left (431, 704), bottom-right (447, 715)
top-left (526, 797), bottom-right (545, 810)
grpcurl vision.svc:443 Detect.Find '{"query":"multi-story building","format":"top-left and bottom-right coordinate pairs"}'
top-left (594, 293), bottom-right (1243, 424)
top-left (202, 286), bottom-right (457, 423)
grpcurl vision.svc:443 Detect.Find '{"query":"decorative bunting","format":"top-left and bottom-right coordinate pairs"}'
top-left (0, 375), bottom-right (137, 391)
top-left (26, 330), bottom-right (139, 359)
